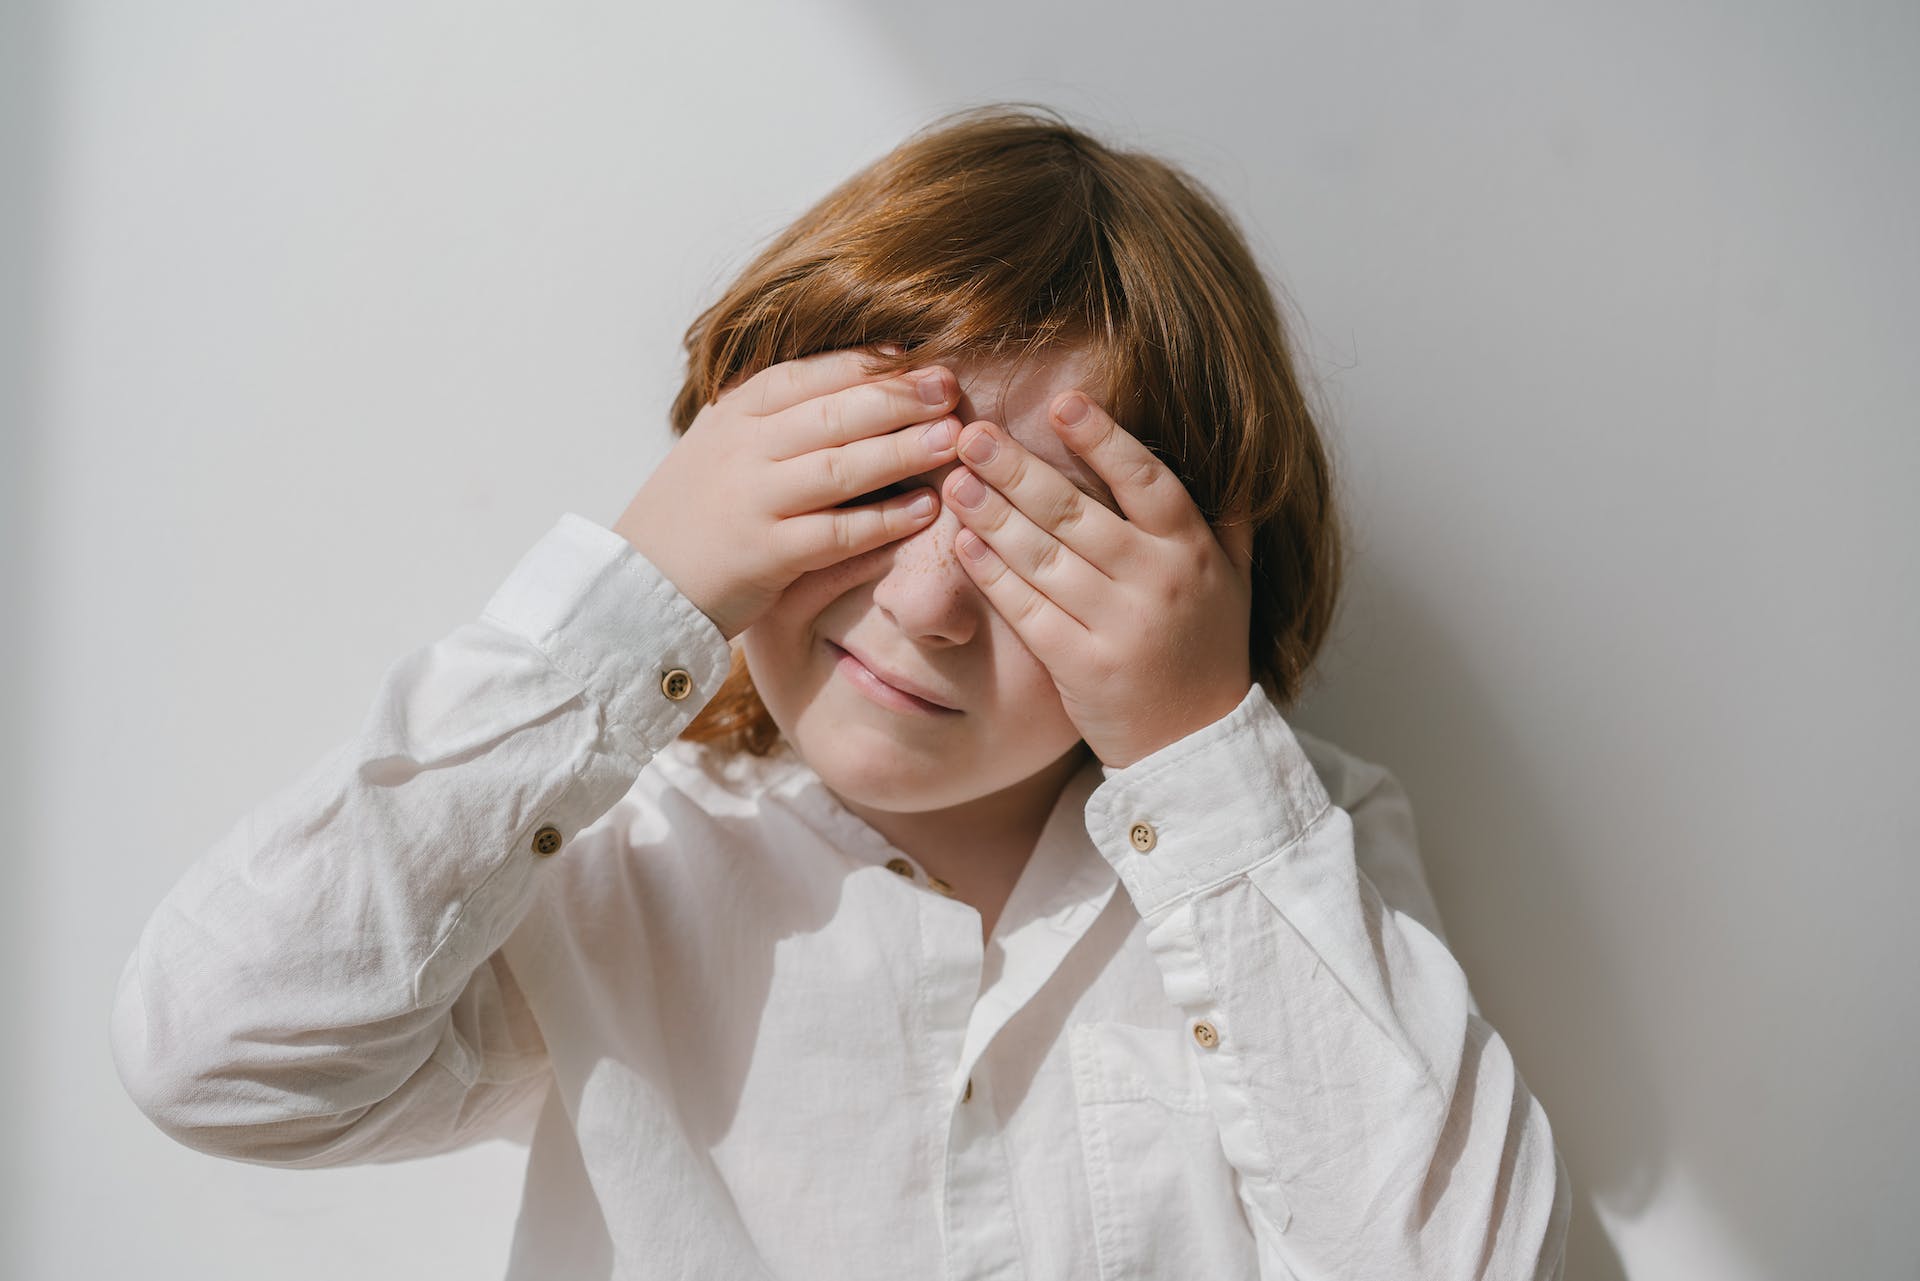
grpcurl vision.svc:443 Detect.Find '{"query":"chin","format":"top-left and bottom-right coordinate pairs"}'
top-left (798, 722), bottom-right (973, 812)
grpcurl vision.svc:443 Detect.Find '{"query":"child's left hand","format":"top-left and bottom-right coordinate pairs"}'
top-left (942, 390), bottom-right (1256, 770)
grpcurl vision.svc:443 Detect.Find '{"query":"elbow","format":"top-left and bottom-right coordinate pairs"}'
top-left (109, 951), bottom-right (364, 1167)
top-left (109, 949), bottom-right (193, 1138)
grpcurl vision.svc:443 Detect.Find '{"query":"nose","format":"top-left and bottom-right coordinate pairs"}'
top-left (867, 473), bottom-right (987, 647)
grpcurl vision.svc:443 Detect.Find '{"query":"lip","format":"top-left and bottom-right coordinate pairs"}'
top-left (826, 639), bottom-right (962, 715)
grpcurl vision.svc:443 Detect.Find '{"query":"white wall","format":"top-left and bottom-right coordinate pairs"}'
top-left (9, 2), bottom-right (1914, 1278)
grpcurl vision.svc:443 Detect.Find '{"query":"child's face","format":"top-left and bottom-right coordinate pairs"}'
top-left (739, 344), bottom-right (1120, 815)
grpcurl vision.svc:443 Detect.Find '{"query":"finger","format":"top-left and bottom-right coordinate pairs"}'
top-left (1048, 392), bottom-right (1193, 536)
top-left (769, 364), bottom-right (960, 460)
top-left (943, 461), bottom-right (1110, 627)
top-left (774, 413), bottom-right (962, 514)
top-left (951, 525), bottom-right (1089, 665)
top-left (727, 348), bottom-right (892, 418)
top-left (780, 485), bottom-right (941, 572)
top-left (948, 419), bottom-right (1130, 575)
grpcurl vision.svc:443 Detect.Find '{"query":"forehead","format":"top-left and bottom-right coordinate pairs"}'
top-left (947, 346), bottom-right (1114, 504)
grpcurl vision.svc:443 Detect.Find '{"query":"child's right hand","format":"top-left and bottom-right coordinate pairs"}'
top-left (612, 347), bottom-right (962, 642)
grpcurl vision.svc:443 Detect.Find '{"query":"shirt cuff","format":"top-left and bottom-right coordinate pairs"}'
top-left (478, 512), bottom-right (732, 763)
top-left (1083, 681), bottom-right (1334, 919)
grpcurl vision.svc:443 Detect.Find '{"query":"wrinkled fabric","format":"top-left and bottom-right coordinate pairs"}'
top-left (110, 512), bottom-right (1570, 1280)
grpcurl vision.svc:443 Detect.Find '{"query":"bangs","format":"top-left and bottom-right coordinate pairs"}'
top-left (671, 103), bottom-right (1343, 754)
top-left (684, 106), bottom-right (1148, 440)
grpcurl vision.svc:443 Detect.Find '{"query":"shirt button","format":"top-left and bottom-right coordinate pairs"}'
top-left (885, 857), bottom-right (916, 879)
top-left (963, 1076), bottom-right (973, 1102)
top-left (531, 824), bottom-right (564, 857)
top-left (927, 874), bottom-right (955, 898)
top-left (1192, 1020), bottom-right (1220, 1049)
top-left (660, 668), bottom-right (694, 700)
top-left (1128, 821), bottom-right (1157, 853)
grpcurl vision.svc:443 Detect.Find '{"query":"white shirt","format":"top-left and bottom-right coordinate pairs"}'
top-left (110, 512), bottom-right (1571, 1280)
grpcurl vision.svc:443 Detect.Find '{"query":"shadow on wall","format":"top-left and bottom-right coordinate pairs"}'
top-left (1297, 554), bottom-right (1650, 1281)
top-left (0, 1), bottom-right (50, 1278)
top-left (0, 0), bottom-right (51, 1275)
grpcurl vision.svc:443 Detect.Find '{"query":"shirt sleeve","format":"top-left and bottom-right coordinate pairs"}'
top-left (108, 513), bottom-right (732, 1169)
top-left (1082, 681), bottom-right (1572, 1281)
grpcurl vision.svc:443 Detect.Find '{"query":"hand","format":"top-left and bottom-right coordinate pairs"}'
top-left (613, 347), bottom-right (963, 642)
top-left (941, 392), bottom-right (1255, 770)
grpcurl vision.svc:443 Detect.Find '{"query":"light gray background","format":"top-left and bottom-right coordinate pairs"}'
top-left (5, 2), bottom-right (1914, 1278)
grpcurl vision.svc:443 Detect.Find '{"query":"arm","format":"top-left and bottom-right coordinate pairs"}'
top-left (108, 513), bottom-right (731, 1168)
top-left (1083, 681), bottom-right (1572, 1280)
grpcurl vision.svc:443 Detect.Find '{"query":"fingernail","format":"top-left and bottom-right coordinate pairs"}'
top-left (1055, 393), bottom-right (1088, 425)
top-left (920, 416), bottom-right (957, 450)
top-left (960, 430), bottom-right (997, 465)
top-left (908, 492), bottom-right (935, 519)
top-left (918, 370), bottom-right (953, 406)
top-left (951, 469), bottom-right (986, 507)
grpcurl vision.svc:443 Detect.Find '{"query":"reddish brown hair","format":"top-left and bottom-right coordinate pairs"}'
top-left (671, 103), bottom-right (1344, 757)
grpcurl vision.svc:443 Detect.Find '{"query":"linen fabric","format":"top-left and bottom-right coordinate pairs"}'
top-left (110, 512), bottom-right (1571, 1280)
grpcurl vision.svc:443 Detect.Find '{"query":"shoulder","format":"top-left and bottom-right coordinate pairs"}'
top-left (550, 735), bottom-right (803, 893)
top-left (637, 733), bottom-right (806, 819)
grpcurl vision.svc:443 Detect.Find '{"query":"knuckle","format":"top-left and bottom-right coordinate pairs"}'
top-left (1126, 455), bottom-right (1159, 493)
top-left (817, 448), bottom-right (849, 497)
top-left (821, 394), bottom-right (847, 440)
top-left (1152, 574), bottom-right (1183, 612)
top-left (895, 432), bottom-right (923, 474)
top-left (829, 513), bottom-right (863, 558)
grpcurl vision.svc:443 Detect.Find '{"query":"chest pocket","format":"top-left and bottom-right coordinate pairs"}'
top-left (1067, 1021), bottom-right (1262, 1280)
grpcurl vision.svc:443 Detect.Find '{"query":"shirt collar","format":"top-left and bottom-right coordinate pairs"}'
top-left (762, 742), bottom-right (1120, 931)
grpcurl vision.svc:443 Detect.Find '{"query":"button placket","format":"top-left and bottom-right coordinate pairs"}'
top-left (882, 857), bottom-right (964, 902)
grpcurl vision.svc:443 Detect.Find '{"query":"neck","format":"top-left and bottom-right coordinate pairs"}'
top-left (835, 741), bottom-right (1092, 939)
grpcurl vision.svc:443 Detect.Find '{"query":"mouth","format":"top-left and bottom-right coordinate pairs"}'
top-left (825, 640), bottom-right (962, 716)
